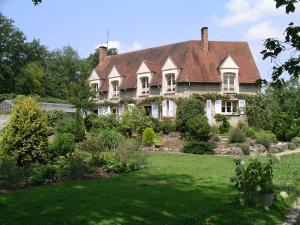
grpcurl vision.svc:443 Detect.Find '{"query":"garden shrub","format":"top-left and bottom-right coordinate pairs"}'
top-left (142, 127), bottom-right (157, 146)
top-left (256, 136), bottom-right (271, 149)
top-left (77, 135), bottom-right (102, 152)
top-left (239, 143), bottom-right (250, 155)
top-left (121, 107), bottom-right (153, 136)
top-left (230, 155), bottom-right (275, 205)
top-left (230, 128), bottom-right (246, 143)
top-left (272, 112), bottom-right (298, 141)
top-left (74, 109), bottom-right (85, 142)
top-left (66, 150), bottom-right (93, 179)
top-left (176, 98), bottom-right (205, 133)
top-left (50, 133), bottom-right (75, 158)
top-left (288, 143), bottom-right (296, 150)
top-left (85, 114), bottom-right (121, 132)
top-left (187, 114), bottom-right (211, 141)
top-left (1, 97), bottom-right (49, 166)
top-left (0, 156), bottom-right (23, 189)
top-left (183, 141), bottom-right (215, 155)
top-left (97, 129), bottom-right (124, 151)
top-left (90, 152), bottom-right (107, 167)
top-left (159, 118), bottom-right (176, 134)
top-left (55, 117), bottom-right (75, 134)
top-left (292, 137), bottom-right (300, 146)
top-left (46, 126), bottom-right (55, 136)
top-left (46, 110), bottom-right (65, 127)
top-left (29, 164), bottom-right (60, 186)
top-left (215, 114), bottom-right (230, 134)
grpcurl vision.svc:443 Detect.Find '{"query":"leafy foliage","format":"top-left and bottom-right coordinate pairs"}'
top-left (0, 155), bottom-right (23, 189)
top-left (85, 114), bottom-right (121, 132)
top-left (215, 114), bottom-right (230, 134)
top-left (230, 129), bottom-right (246, 143)
top-left (50, 133), bottom-right (75, 158)
top-left (74, 109), bottom-right (85, 142)
top-left (142, 127), bottom-right (157, 146)
top-left (159, 118), bottom-right (176, 134)
top-left (183, 141), bottom-right (215, 154)
top-left (1, 97), bottom-right (48, 166)
top-left (45, 110), bottom-right (65, 127)
top-left (55, 117), bottom-right (75, 134)
top-left (187, 114), bottom-right (211, 141)
top-left (97, 129), bottom-right (124, 151)
top-left (176, 98), bottom-right (205, 133)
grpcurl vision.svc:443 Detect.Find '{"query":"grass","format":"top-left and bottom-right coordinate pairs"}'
top-left (1, 152), bottom-right (300, 225)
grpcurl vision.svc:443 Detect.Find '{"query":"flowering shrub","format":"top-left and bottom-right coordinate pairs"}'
top-left (230, 154), bottom-right (277, 204)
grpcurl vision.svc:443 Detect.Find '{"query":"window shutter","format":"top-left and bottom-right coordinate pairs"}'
top-left (98, 106), bottom-right (104, 115)
top-left (162, 100), bottom-right (167, 117)
top-left (151, 103), bottom-right (159, 118)
top-left (106, 106), bottom-right (111, 115)
top-left (215, 100), bottom-right (222, 114)
top-left (239, 99), bottom-right (246, 115)
top-left (206, 100), bottom-right (212, 125)
top-left (118, 104), bottom-right (125, 116)
top-left (168, 100), bottom-right (174, 117)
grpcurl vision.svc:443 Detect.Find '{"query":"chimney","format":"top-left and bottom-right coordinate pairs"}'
top-left (99, 46), bottom-right (108, 64)
top-left (201, 27), bottom-right (208, 52)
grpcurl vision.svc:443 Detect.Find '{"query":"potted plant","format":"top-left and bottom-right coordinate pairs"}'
top-left (230, 153), bottom-right (278, 206)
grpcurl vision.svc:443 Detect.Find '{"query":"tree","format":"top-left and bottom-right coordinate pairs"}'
top-left (87, 48), bottom-right (118, 68)
top-left (1, 97), bottom-right (49, 166)
top-left (32, 0), bottom-right (42, 5)
top-left (74, 109), bottom-right (85, 142)
top-left (16, 62), bottom-right (44, 95)
top-left (261, 0), bottom-right (299, 85)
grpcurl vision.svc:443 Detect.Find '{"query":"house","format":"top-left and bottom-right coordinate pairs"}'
top-left (0, 100), bottom-right (77, 114)
top-left (87, 27), bottom-right (260, 125)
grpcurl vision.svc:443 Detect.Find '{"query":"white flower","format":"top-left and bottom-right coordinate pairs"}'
top-left (264, 206), bottom-right (270, 211)
top-left (280, 191), bottom-right (288, 199)
top-left (256, 185), bottom-right (262, 192)
top-left (241, 161), bottom-right (245, 165)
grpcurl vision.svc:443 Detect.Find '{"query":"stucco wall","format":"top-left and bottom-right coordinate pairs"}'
top-left (120, 89), bottom-right (136, 99)
top-left (176, 83), bottom-right (221, 97)
top-left (239, 84), bottom-right (260, 94)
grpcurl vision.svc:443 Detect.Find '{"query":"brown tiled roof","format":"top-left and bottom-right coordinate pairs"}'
top-left (94, 40), bottom-right (260, 91)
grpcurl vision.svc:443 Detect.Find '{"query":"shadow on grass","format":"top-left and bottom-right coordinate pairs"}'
top-left (0, 172), bottom-right (287, 225)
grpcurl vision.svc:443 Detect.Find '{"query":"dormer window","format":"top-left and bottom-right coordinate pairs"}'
top-left (112, 81), bottom-right (119, 98)
top-left (166, 73), bottom-right (175, 93)
top-left (91, 83), bottom-right (98, 92)
top-left (223, 73), bottom-right (235, 92)
top-left (141, 77), bottom-right (149, 95)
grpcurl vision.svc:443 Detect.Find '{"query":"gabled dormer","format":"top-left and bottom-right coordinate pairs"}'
top-left (108, 66), bottom-right (125, 99)
top-left (136, 60), bottom-right (156, 97)
top-left (219, 55), bottom-right (239, 94)
top-left (87, 69), bottom-right (101, 99)
top-left (161, 56), bottom-right (180, 95)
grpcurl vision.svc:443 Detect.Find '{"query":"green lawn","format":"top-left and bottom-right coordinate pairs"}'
top-left (0, 152), bottom-right (299, 225)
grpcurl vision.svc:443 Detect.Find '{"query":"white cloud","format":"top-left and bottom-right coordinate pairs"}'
top-left (94, 40), bottom-right (143, 53)
top-left (246, 21), bottom-right (282, 40)
top-left (218, 0), bottom-right (284, 27)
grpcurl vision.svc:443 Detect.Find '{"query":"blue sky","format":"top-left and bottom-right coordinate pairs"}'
top-left (1, 0), bottom-right (299, 80)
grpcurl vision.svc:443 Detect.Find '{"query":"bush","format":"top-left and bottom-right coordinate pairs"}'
top-left (55, 117), bottom-right (75, 134)
top-left (77, 135), bottom-right (102, 152)
top-left (256, 136), bottom-right (271, 149)
top-left (85, 114), bottom-right (121, 132)
top-left (121, 107), bottom-right (153, 136)
top-left (1, 97), bottom-right (49, 166)
top-left (66, 150), bottom-right (93, 179)
top-left (142, 127), bottom-right (157, 146)
top-left (215, 114), bottom-right (230, 134)
top-left (288, 143), bottom-right (296, 150)
top-left (183, 141), bottom-right (215, 154)
top-left (230, 155), bottom-right (275, 204)
top-left (239, 143), bottom-right (250, 155)
top-left (50, 133), bottom-right (75, 158)
top-left (159, 118), bottom-right (176, 134)
top-left (46, 110), bottom-right (65, 127)
top-left (97, 129), bottom-right (124, 151)
top-left (292, 137), bottom-right (300, 146)
top-left (74, 109), bottom-right (85, 142)
top-left (272, 112), bottom-right (299, 141)
top-left (187, 114), bottom-right (211, 141)
top-left (0, 156), bottom-right (23, 189)
top-left (176, 98), bottom-right (205, 133)
top-left (46, 126), bottom-right (55, 136)
top-left (230, 129), bottom-right (246, 143)
top-left (28, 164), bottom-right (60, 186)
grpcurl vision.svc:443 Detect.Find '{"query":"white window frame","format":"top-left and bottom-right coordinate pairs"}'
top-left (111, 81), bottom-right (119, 98)
top-left (166, 73), bottom-right (176, 93)
top-left (221, 101), bottom-right (238, 114)
top-left (141, 77), bottom-right (149, 95)
top-left (223, 73), bottom-right (235, 92)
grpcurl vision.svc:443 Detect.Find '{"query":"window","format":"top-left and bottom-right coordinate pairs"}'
top-left (223, 74), bottom-right (235, 92)
top-left (111, 81), bottom-right (119, 97)
top-left (166, 73), bottom-right (175, 92)
top-left (222, 101), bottom-right (238, 114)
top-left (90, 83), bottom-right (99, 99)
top-left (141, 77), bottom-right (149, 95)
